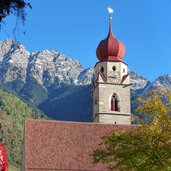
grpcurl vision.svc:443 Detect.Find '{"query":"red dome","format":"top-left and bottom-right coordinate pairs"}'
top-left (96, 21), bottom-right (125, 62)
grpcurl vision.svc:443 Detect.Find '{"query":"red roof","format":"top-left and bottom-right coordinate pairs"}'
top-left (96, 20), bottom-right (125, 62)
top-left (23, 119), bottom-right (137, 171)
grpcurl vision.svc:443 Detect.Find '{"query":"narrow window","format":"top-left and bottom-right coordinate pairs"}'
top-left (111, 93), bottom-right (120, 112)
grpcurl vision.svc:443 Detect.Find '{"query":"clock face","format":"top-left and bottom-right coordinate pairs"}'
top-left (108, 71), bottom-right (120, 83)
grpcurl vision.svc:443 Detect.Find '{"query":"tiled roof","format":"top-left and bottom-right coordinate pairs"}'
top-left (24, 119), bottom-right (138, 171)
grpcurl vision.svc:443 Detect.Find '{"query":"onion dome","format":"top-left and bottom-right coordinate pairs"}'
top-left (96, 18), bottom-right (125, 62)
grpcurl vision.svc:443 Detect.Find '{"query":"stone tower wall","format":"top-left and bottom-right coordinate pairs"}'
top-left (93, 61), bottom-right (131, 125)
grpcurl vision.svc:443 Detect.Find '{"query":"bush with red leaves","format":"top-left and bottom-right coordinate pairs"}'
top-left (0, 144), bottom-right (8, 171)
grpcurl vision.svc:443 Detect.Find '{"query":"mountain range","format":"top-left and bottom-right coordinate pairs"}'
top-left (0, 39), bottom-right (170, 121)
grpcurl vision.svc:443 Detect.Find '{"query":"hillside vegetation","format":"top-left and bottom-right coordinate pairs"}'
top-left (0, 89), bottom-right (46, 168)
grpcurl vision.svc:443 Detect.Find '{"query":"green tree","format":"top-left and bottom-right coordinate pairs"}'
top-left (92, 89), bottom-right (171, 171)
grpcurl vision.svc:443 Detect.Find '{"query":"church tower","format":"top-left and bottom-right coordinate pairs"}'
top-left (93, 13), bottom-right (131, 125)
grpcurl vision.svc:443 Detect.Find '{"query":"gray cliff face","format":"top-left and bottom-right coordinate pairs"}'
top-left (0, 39), bottom-right (29, 83)
top-left (28, 50), bottom-right (83, 87)
top-left (130, 71), bottom-right (151, 94)
top-left (0, 39), bottom-right (15, 60)
top-left (76, 67), bottom-right (94, 85)
top-left (129, 72), bottom-right (171, 95)
top-left (144, 74), bottom-right (171, 93)
top-left (0, 39), bottom-right (84, 88)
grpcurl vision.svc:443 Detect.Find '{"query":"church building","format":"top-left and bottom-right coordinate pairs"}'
top-left (22, 12), bottom-right (135, 171)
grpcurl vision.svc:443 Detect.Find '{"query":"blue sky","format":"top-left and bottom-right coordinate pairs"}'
top-left (0, 0), bottom-right (171, 81)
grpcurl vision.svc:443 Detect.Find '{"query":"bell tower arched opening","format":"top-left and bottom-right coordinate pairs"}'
top-left (111, 93), bottom-right (120, 112)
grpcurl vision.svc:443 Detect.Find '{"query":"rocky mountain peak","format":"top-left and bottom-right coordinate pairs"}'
top-left (28, 50), bottom-right (83, 86)
top-left (130, 71), bottom-right (151, 94)
top-left (0, 39), bottom-right (30, 82)
top-left (0, 39), bottom-right (84, 87)
top-left (76, 67), bottom-right (94, 85)
top-left (145, 74), bottom-right (171, 93)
